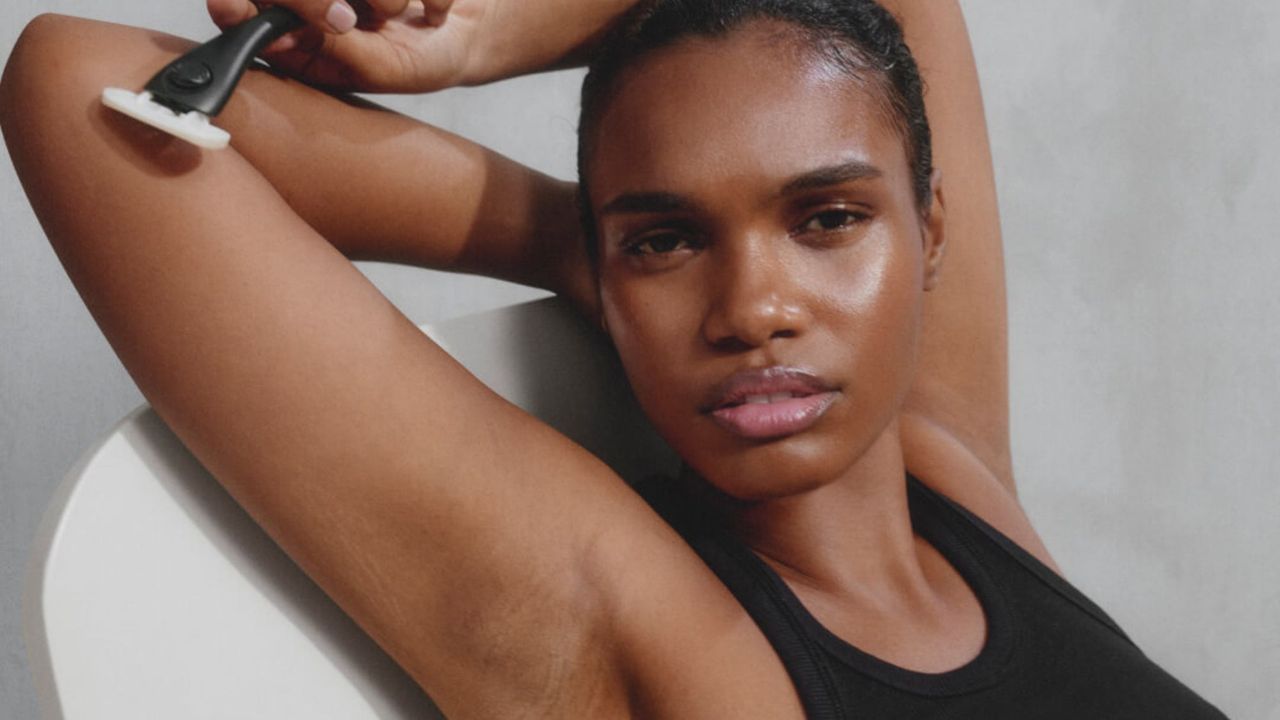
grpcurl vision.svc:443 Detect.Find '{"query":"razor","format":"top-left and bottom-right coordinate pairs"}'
top-left (101, 7), bottom-right (303, 149)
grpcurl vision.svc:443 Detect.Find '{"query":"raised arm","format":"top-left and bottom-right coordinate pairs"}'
top-left (877, 1), bottom-right (1061, 569)
top-left (0, 14), bottom-right (658, 715)
top-left (873, 0), bottom-right (1012, 486)
top-left (206, 0), bottom-right (641, 91)
top-left (184, 1), bottom-right (619, 321)
top-left (208, 64), bottom-right (601, 316)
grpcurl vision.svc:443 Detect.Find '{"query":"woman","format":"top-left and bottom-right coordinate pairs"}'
top-left (0, 0), bottom-right (1229, 716)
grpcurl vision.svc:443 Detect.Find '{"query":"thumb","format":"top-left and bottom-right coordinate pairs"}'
top-left (312, 0), bottom-right (361, 34)
top-left (209, 0), bottom-right (362, 36)
top-left (242, 0), bottom-right (362, 34)
top-left (207, 0), bottom-right (256, 30)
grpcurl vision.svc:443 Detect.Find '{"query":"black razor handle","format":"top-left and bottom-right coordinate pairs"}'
top-left (144, 6), bottom-right (304, 117)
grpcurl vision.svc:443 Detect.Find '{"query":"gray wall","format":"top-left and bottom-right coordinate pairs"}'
top-left (1, 1), bottom-right (1274, 718)
top-left (970, 3), bottom-right (1279, 717)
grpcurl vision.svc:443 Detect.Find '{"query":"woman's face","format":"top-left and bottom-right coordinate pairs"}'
top-left (588, 23), bottom-right (945, 501)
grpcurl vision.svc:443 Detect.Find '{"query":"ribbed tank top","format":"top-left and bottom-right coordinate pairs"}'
top-left (633, 472), bottom-right (1230, 719)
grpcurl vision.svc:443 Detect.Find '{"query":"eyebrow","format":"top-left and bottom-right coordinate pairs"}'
top-left (779, 159), bottom-right (883, 195)
top-left (598, 191), bottom-right (693, 217)
top-left (597, 160), bottom-right (883, 217)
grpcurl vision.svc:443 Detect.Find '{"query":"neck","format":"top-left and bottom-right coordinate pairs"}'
top-left (718, 416), bottom-right (933, 607)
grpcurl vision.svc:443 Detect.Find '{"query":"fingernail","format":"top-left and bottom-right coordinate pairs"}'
top-left (325, 1), bottom-right (357, 33)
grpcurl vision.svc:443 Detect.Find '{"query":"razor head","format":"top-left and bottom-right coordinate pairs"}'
top-left (101, 88), bottom-right (230, 150)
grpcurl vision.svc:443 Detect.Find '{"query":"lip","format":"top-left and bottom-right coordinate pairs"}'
top-left (699, 366), bottom-right (840, 441)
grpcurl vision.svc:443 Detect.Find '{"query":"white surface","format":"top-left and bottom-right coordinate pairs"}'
top-left (24, 298), bottom-right (676, 719)
top-left (26, 408), bottom-right (439, 719)
top-left (100, 88), bottom-right (230, 149)
top-left (421, 298), bottom-right (680, 485)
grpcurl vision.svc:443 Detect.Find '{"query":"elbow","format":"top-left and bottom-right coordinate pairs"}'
top-left (2, 14), bottom-right (105, 230)
top-left (1, 14), bottom-right (73, 133)
top-left (1, 13), bottom-right (194, 246)
top-left (1, 15), bottom-right (199, 204)
top-left (2, 14), bottom-right (178, 149)
top-left (1, 14), bottom-right (94, 164)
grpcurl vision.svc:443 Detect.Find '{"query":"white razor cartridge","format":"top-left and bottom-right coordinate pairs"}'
top-left (101, 88), bottom-right (230, 150)
top-left (99, 7), bottom-right (301, 151)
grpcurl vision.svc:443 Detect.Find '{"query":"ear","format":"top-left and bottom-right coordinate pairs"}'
top-left (921, 169), bottom-right (947, 292)
top-left (595, 271), bottom-right (610, 336)
top-left (560, 235), bottom-right (608, 335)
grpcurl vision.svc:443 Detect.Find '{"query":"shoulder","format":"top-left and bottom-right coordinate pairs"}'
top-left (586, 477), bottom-right (809, 719)
top-left (900, 412), bottom-right (1065, 577)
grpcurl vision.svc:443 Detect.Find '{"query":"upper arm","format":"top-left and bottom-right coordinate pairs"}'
top-left (2, 14), bottom-right (631, 714)
top-left (878, 0), bottom-right (1016, 495)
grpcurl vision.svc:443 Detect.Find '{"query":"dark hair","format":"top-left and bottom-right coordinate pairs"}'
top-left (576, 0), bottom-right (933, 264)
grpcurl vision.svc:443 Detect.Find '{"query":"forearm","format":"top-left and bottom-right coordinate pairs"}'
top-left (221, 57), bottom-right (589, 301)
top-left (236, 75), bottom-right (580, 267)
top-left (4, 16), bottom-right (593, 310)
top-left (460, 0), bottom-right (642, 84)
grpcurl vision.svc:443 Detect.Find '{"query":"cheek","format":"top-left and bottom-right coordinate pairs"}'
top-left (602, 280), bottom-right (695, 384)
top-left (829, 231), bottom-right (926, 398)
top-left (817, 222), bottom-right (922, 325)
top-left (785, 229), bottom-right (925, 455)
top-left (597, 277), bottom-right (713, 453)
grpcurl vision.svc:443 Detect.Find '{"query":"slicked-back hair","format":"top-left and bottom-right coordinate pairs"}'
top-left (576, 0), bottom-right (933, 264)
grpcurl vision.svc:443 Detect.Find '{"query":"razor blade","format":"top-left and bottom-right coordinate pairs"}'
top-left (101, 7), bottom-right (302, 149)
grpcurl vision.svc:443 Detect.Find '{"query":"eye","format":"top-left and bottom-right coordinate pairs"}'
top-left (798, 208), bottom-right (869, 234)
top-left (624, 232), bottom-right (695, 256)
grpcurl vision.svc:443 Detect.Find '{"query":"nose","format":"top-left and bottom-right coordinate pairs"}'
top-left (700, 234), bottom-right (809, 352)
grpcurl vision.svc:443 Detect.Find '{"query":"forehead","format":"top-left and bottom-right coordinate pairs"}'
top-left (589, 23), bottom-right (908, 201)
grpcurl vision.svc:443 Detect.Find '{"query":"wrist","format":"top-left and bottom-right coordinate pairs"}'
top-left (462, 0), bottom-right (641, 85)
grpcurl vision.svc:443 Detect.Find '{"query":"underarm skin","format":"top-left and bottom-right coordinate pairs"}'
top-left (878, 0), bottom-right (1013, 494)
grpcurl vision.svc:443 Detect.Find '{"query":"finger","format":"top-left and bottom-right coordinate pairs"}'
top-left (263, 30), bottom-right (303, 54)
top-left (258, 34), bottom-right (368, 91)
top-left (420, 0), bottom-right (453, 26)
top-left (356, 0), bottom-right (411, 19)
top-left (256, 0), bottom-right (363, 34)
top-left (258, 23), bottom-right (326, 65)
top-left (207, 0), bottom-right (257, 30)
top-left (421, 0), bottom-right (455, 13)
top-left (261, 24), bottom-right (452, 93)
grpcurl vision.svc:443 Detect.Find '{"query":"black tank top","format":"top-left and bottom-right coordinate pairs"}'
top-left (633, 472), bottom-right (1230, 719)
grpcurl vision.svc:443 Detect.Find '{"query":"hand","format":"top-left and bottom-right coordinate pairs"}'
top-left (207, 0), bottom-right (473, 92)
top-left (208, 0), bottom-right (640, 93)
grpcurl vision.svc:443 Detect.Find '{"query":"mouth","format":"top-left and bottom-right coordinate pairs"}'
top-left (700, 366), bottom-right (840, 440)
top-left (716, 390), bottom-right (819, 408)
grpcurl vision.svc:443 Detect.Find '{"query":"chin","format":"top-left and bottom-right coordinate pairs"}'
top-left (685, 430), bottom-right (858, 503)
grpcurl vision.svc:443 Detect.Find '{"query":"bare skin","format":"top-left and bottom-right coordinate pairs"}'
top-left (590, 24), bottom-right (989, 681)
top-left (204, 0), bottom-right (642, 91)
top-left (1, 3), bottom-right (1059, 717)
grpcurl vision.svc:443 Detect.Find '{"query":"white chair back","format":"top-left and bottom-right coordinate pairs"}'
top-left (24, 297), bottom-right (679, 719)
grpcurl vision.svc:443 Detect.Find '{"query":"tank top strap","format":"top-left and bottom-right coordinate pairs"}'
top-left (632, 474), bottom-right (847, 720)
top-left (632, 474), bottom-right (1229, 719)
top-left (903, 472), bottom-right (1136, 647)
